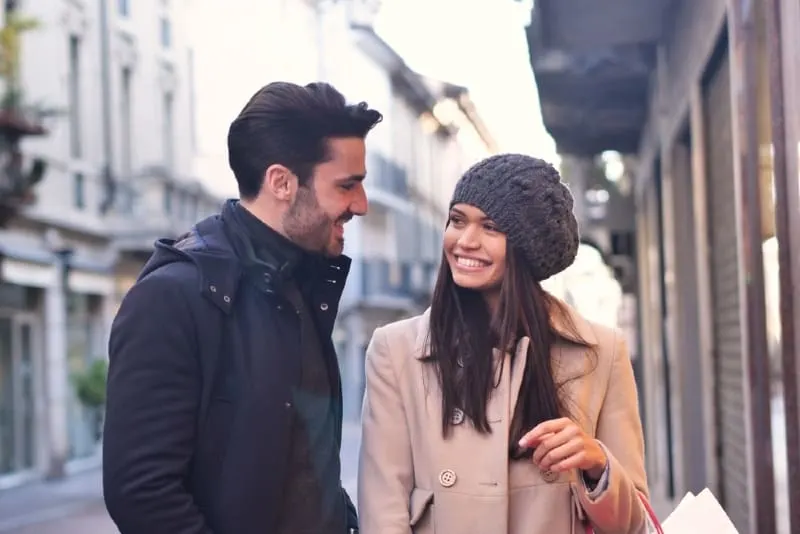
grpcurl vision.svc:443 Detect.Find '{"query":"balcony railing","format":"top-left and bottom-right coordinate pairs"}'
top-left (354, 258), bottom-right (438, 308)
top-left (107, 171), bottom-right (221, 254)
top-left (368, 153), bottom-right (409, 198)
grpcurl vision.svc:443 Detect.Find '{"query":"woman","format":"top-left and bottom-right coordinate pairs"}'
top-left (358, 154), bottom-right (653, 534)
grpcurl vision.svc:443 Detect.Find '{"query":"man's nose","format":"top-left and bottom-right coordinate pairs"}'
top-left (351, 185), bottom-right (368, 216)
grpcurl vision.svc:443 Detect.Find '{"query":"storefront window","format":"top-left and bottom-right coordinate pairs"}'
top-left (66, 292), bottom-right (104, 460)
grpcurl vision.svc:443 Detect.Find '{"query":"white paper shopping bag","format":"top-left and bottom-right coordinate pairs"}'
top-left (661, 488), bottom-right (739, 534)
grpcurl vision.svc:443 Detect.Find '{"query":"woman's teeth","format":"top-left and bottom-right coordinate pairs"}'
top-left (457, 257), bottom-right (487, 268)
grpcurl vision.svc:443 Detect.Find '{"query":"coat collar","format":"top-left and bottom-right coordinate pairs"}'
top-left (412, 298), bottom-right (598, 360)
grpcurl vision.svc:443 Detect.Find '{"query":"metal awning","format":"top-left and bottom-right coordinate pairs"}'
top-left (526, 0), bottom-right (673, 155)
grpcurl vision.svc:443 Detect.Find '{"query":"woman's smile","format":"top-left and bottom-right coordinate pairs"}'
top-left (453, 255), bottom-right (492, 272)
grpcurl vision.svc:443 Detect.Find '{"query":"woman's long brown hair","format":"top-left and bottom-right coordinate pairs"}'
top-left (427, 243), bottom-right (589, 442)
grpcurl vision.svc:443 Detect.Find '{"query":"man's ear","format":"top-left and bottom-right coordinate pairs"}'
top-left (263, 164), bottom-right (297, 201)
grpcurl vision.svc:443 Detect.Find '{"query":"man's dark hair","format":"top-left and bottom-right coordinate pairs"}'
top-left (227, 81), bottom-right (383, 199)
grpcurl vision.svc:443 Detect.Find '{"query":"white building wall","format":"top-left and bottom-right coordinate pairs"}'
top-left (189, 0), bottom-right (356, 198)
top-left (20, 0), bottom-right (198, 231)
top-left (19, 1), bottom-right (107, 234)
top-left (347, 50), bottom-right (393, 158)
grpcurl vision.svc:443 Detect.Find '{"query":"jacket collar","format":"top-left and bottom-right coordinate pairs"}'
top-left (160, 200), bottom-right (351, 314)
top-left (220, 198), bottom-right (351, 291)
top-left (412, 297), bottom-right (598, 360)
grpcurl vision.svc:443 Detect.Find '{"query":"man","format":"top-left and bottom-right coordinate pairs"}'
top-left (103, 82), bottom-right (382, 534)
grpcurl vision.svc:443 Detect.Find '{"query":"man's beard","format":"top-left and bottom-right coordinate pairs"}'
top-left (283, 187), bottom-right (350, 256)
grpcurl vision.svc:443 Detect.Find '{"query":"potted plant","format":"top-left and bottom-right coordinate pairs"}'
top-left (72, 358), bottom-right (109, 441)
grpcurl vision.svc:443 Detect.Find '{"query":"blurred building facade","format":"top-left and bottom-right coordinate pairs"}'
top-left (525, 0), bottom-right (800, 532)
top-left (0, 0), bottom-right (217, 489)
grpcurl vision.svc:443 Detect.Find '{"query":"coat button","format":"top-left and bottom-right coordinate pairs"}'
top-left (541, 469), bottom-right (559, 483)
top-left (450, 408), bottom-right (465, 425)
top-left (438, 469), bottom-right (457, 487)
top-left (320, 302), bottom-right (329, 311)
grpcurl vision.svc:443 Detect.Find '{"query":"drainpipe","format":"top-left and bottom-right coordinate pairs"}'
top-left (764, 0), bottom-right (800, 531)
top-left (315, 0), bottom-right (327, 80)
top-left (98, 0), bottom-right (116, 213)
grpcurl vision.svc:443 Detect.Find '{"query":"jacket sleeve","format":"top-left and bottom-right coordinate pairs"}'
top-left (576, 331), bottom-right (652, 534)
top-left (344, 488), bottom-right (358, 531)
top-left (103, 271), bottom-right (213, 534)
top-left (357, 327), bottom-right (414, 534)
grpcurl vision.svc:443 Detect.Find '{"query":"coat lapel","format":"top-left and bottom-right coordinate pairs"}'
top-left (411, 299), bottom-right (599, 425)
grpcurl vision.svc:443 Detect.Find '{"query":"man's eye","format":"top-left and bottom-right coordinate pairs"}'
top-left (340, 183), bottom-right (356, 191)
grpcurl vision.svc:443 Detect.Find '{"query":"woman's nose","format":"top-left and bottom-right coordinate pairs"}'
top-left (457, 226), bottom-right (481, 249)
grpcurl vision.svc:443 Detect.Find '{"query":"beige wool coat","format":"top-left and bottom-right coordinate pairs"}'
top-left (357, 303), bottom-right (651, 534)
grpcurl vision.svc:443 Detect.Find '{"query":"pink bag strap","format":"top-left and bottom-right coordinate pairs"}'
top-left (583, 492), bottom-right (664, 533)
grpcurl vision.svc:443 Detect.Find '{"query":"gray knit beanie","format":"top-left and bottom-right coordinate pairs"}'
top-left (449, 154), bottom-right (579, 281)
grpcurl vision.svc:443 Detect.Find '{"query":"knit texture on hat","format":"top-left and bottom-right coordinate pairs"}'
top-left (449, 154), bottom-right (579, 281)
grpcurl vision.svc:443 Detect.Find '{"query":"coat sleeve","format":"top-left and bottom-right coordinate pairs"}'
top-left (357, 327), bottom-right (414, 534)
top-left (103, 271), bottom-right (213, 534)
top-left (576, 331), bottom-right (652, 534)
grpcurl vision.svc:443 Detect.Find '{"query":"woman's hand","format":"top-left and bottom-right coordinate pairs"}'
top-left (518, 417), bottom-right (608, 480)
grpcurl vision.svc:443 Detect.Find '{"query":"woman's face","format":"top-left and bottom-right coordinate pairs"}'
top-left (443, 203), bottom-right (507, 294)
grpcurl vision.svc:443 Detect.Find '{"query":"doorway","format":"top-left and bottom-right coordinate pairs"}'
top-left (0, 314), bottom-right (40, 479)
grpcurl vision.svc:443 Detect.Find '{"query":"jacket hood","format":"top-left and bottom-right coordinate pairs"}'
top-left (138, 211), bottom-right (243, 313)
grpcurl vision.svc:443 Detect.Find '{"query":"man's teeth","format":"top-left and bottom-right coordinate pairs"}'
top-left (457, 257), bottom-right (486, 268)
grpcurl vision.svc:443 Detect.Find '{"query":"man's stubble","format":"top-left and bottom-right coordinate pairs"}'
top-left (283, 186), bottom-right (341, 256)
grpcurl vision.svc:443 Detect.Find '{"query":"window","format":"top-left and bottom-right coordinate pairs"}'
top-left (68, 36), bottom-right (81, 158)
top-left (187, 48), bottom-right (197, 151)
top-left (66, 294), bottom-right (104, 459)
top-left (163, 92), bottom-right (174, 171)
top-left (177, 192), bottom-right (185, 219)
top-left (160, 17), bottom-right (171, 48)
top-left (118, 0), bottom-right (129, 16)
top-left (120, 67), bottom-right (132, 177)
top-left (73, 173), bottom-right (85, 209)
top-left (163, 184), bottom-right (172, 214)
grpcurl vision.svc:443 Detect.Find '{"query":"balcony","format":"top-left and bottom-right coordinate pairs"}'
top-left (525, 0), bottom-right (670, 155)
top-left (366, 153), bottom-right (414, 213)
top-left (107, 167), bottom-right (221, 257)
top-left (345, 257), bottom-right (438, 312)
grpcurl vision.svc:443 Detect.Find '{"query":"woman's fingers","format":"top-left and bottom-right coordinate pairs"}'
top-left (531, 424), bottom-right (580, 464)
top-left (535, 438), bottom-right (584, 471)
top-left (518, 417), bottom-right (572, 448)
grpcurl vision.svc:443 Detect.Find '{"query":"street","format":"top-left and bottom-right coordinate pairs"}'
top-left (0, 424), bottom-right (362, 534)
top-left (2, 503), bottom-right (117, 534)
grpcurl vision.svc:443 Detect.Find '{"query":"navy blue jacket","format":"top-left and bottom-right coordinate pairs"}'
top-left (103, 201), bottom-right (356, 534)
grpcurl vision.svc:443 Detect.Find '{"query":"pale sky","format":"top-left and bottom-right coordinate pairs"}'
top-left (374, 0), bottom-right (557, 161)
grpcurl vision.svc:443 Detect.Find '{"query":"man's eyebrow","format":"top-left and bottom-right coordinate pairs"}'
top-left (337, 174), bottom-right (366, 182)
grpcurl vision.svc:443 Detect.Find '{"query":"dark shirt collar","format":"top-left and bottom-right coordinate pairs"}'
top-left (231, 201), bottom-right (320, 281)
